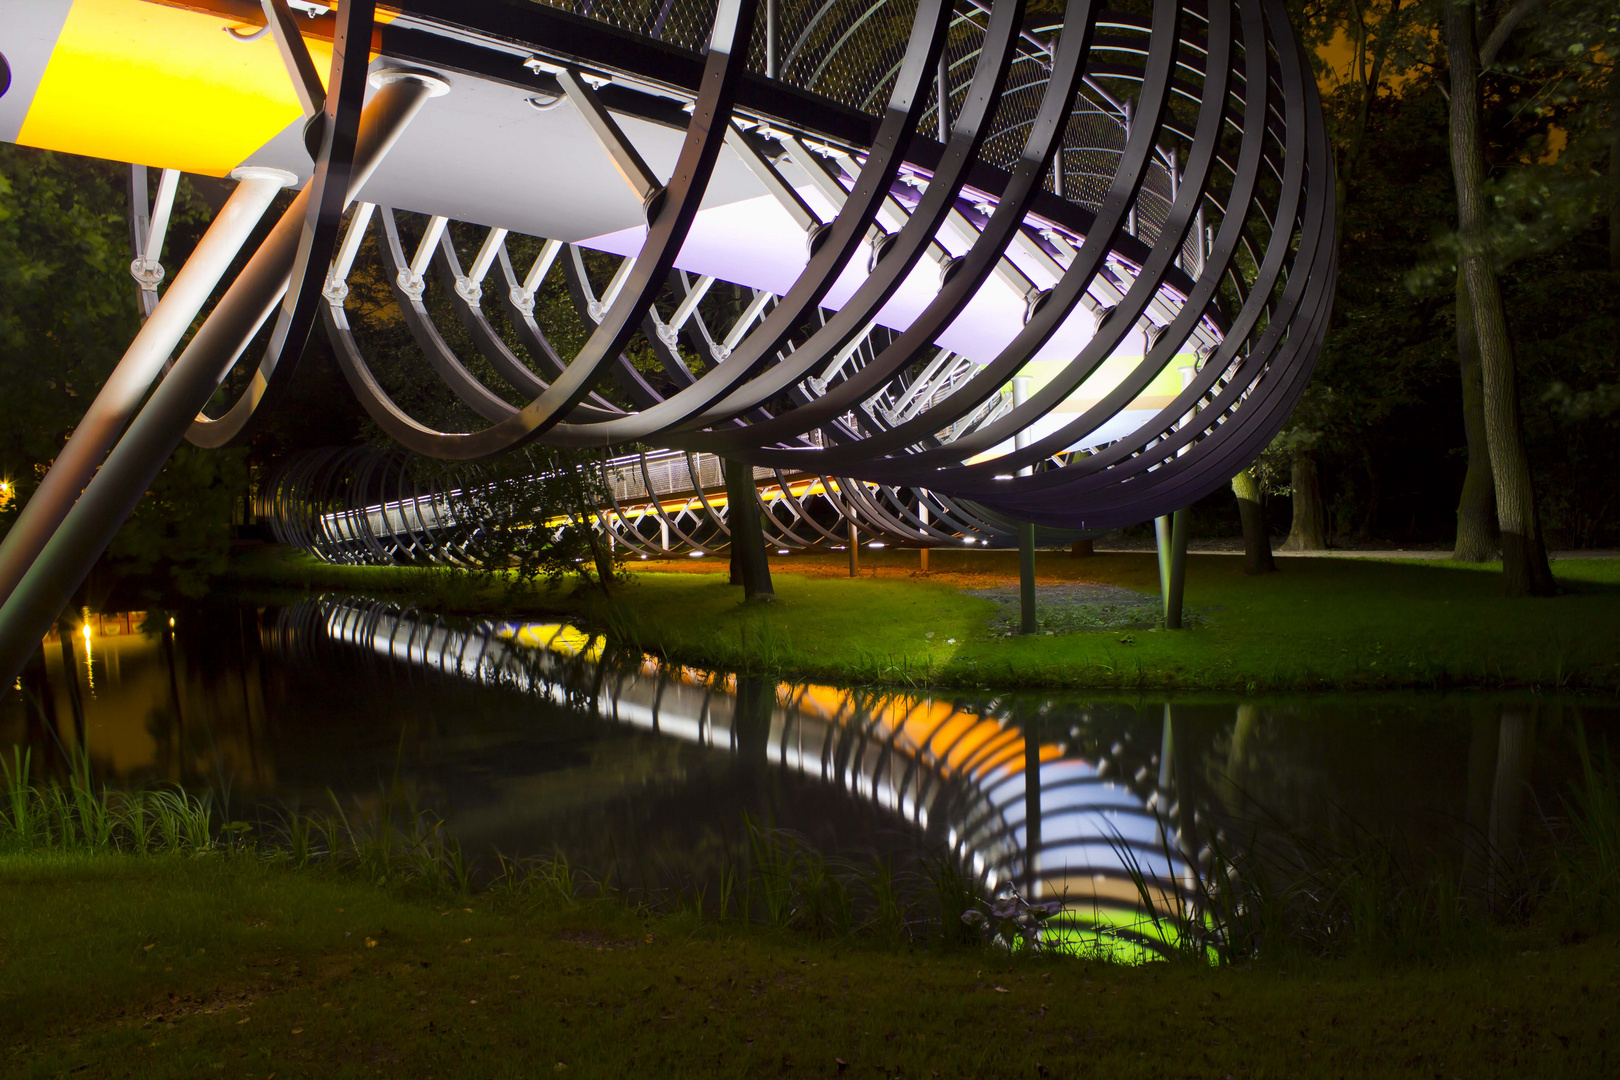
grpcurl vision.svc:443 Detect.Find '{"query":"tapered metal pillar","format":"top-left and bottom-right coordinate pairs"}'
top-left (918, 501), bottom-right (929, 572)
top-left (1155, 509), bottom-right (1189, 629)
top-left (1012, 376), bottom-right (1036, 634)
top-left (725, 458), bottom-right (774, 599)
top-left (0, 168), bottom-right (292, 606)
top-left (1018, 521), bottom-right (1037, 634)
top-left (847, 517), bottom-right (859, 577)
top-left (0, 35), bottom-right (441, 687)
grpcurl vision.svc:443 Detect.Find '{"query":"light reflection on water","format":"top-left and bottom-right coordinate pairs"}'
top-left (4, 598), bottom-right (1616, 959)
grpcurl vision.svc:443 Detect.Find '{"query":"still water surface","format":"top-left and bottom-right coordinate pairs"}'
top-left (5, 596), bottom-right (1615, 945)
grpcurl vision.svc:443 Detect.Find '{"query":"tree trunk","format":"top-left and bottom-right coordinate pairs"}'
top-left (1231, 467), bottom-right (1277, 574)
top-left (1280, 452), bottom-right (1327, 551)
top-left (1611, 83), bottom-right (1619, 271)
top-left (724, 458), bottom-right (775, 600)
top-left (1444, 0), bottom-right (1555, 596)
top-left (1453, 266), bottom-right (1497, 561)
top-left (567, 479), bottom-right (615, 598)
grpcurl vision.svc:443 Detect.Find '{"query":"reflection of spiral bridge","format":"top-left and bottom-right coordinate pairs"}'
top-left (0, 1), bottom-right (1331, 712)
top-left (267, 595), bottom-right (1202, 953)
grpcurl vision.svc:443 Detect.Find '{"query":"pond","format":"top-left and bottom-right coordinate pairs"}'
top-left (4, 595), bottom-right (1616, 957)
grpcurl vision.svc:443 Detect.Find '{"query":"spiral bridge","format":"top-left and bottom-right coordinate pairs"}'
top-left (0, 0), bottom-right (1332, 677)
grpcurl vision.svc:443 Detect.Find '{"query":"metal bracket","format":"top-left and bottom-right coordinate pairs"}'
top-left (551, 66), bottom-right (665, 220)
top-left (712, 288), bottom-right (773, 361)
top-left (261, 0), bottom-right (326, 117)
top-left (454, 227), bottom-right (508, 304)
top-left (397, 214), bottom-right (448, 301)
top-left (128, 167), bottom-right (180, 317)
top-left (655, 273), bottom-right (715, 347)
top-left (324, 201), bottom-right (375, 303)
top-left (509, 238), bottom-right (562, 316)
top-left (724, 124), bottom-right (821, 234)
top-left (586, 255), bottom-right (636, 322)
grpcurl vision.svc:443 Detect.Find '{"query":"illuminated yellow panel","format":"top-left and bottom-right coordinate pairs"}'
top-left (17, 0), bottom-right (334, 176)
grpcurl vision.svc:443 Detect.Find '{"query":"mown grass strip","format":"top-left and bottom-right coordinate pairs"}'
top-left (224, 546), bottom-right (1620, 692)
top-left (2, 853), bottom-right (1618, 1079)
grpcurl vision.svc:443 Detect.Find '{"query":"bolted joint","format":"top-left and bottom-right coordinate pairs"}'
top-left (454, 277), bottom-right (483, 304)
top-left (509, 287), bottom-right (535, 317)
top-left (1023, 288), bottom-right (1052, 325)
top-left (642, 185), bottom-right (667, 223)
top-left (867, 231), bottom-right (896, 274)
top-left (129, 258), bottom-right (164, 290)
top-left (322, 279), bottom-right (350, 303)
top-left (805, 221), bottom-right (832, 258)
top-left (396, 269), bottom-right (426, 301)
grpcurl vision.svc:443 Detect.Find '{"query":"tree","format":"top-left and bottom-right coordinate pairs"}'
top-left (1231, 467), bottom-right (1278, 574)
top-left (1442, 0), bottom-right (1558, 594)
top-left (418, 445), bottom-right (624, 596)
top-left (1277, 0), bottom-right (1429, 551)
top-left (0, 146), bottom-right (245, 599)
top-left (1451, 264), bottom-right (1497, 559)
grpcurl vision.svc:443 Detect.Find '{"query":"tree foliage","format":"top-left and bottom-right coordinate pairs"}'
top-left (412, 446), bottom-right (624, 596)
top-left (0, 146), bottom-right (246, 598)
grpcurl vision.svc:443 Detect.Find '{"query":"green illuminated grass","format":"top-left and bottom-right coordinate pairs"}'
top-left (1, 853), bottom-right (1615, 1078)
top-left (224, 546), bottom-right (1620, 692)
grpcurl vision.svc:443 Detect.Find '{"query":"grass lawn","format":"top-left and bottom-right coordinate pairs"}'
top-left (225, 545), bottom-right (1620, 693)
top-left (3, 853), bottom-right (1616, 1079)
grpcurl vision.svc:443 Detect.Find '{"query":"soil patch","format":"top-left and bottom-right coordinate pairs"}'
top-left (965, 582), bottom-right (1165, 635)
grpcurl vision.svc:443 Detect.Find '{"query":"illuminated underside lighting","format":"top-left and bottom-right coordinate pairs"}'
top-left (776, 549), bottom-right (789, 554)
top-left (688, 551), bottom-right (705, 557)
top-left (868, 542), bottom-right (884, 548)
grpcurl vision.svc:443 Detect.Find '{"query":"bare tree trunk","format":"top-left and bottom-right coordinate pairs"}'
top-left (1444, 0), bottom-right (1555, 596)
top-left (1231, 467), bottom-right (1277, 574)
top-left (1280, 452), bottom-right (1328, 551)
top-left (1611, 80), bottom-right (1619, 271)
top-left (1453, 266), bottom-right (1498, 561)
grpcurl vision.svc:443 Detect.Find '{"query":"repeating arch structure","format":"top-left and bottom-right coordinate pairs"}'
top-left (271, 594), bottom-right (1210, 956)
top-left (0, 0), bottom-right (1331, 678)
top-left (245, 0), bottom-right (1333, 559)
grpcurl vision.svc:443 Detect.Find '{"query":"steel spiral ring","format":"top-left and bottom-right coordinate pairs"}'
top-left (227, 0), bottom-right (1332, 553)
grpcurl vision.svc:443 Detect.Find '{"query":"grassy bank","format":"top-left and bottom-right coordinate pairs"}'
top-left (2, 852), bottom-right (1617, 1079)
top-left (224, 545), bottom-right (1620, 692)
top-left (5, 740), bottom-right (1620, 1077)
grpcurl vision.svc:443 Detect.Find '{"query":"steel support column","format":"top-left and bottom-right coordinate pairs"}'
top-left (0, 167), bottom-right (293, 606)
top-left (1155, 510), bottom-right (1189, 630)
top-left (0, 4), bottom-right (441, 687)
